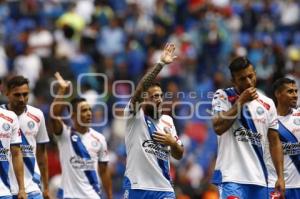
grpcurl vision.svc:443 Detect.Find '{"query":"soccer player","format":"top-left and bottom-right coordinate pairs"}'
top-left (267, 77), bottom-right (300, 198)
top-left (3, 76), bottom-right (50, 199)
top-left (211, 57), bottom-right (285, 198)
top-left (50, 72), bottom-right (112, 199)
top-left (123, 43), bottom-right (184, 199)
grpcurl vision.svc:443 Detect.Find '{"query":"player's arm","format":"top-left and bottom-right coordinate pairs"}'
top-left (50, 72), bottom-right (71, 135)
top-left (11, 145), bottom-right (27, 199)
top-left (212, 87), bottom-right (258, 135)
top-left (36, 144), bottom-right (50, 199)
top-left (130, 43), bottom-right (177, 114)
top-left (268, 129), bottom-right (285, 196)
top-left (98, 162), bottom-right (112, 199)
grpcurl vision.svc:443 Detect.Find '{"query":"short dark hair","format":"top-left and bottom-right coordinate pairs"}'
top-left (145, 82), bottom-right (161, 91)
top-left (68, 97), bottom-right (87, 113)
top-left (229, 57), bottom-right (252, 77)
top-left (272, 77), bottom-right (296, 95)
top-left (5, 76), bottom-right (29, 91)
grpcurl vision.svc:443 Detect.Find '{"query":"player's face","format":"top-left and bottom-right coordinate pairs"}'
top-left (277, 83), bottom-right (298, 108)
top-left (74, 101), bottom-right (92, 125)
top-left (232, 65), bottom-right (256, 93)
top-left (6, 84), bottom-right (29, 111)
top-left (145, 86), bottom-right (163, 110)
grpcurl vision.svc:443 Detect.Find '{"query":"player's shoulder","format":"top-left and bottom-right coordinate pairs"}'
top-left (26, 105), bottom-right (43, 116)
top-left (26, 105), bottom-right (44, 122)
top-left (160, 115), bottom-right (174, 126)
top-left (292, 108), bottom-right (300, 116)
top-left (89, 128), bottom-right (107, 142)
top-left (0, 107), bottom-right (18, 123)
top-left (257, 91), bottom-right (275, 109)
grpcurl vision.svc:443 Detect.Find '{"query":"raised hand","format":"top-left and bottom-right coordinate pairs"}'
top-left (54, 72), bottom-right (70, 90)
top-left (160, 43), bottom-right (177, 65)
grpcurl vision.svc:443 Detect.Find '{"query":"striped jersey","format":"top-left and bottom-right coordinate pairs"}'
top-left (123, 102), bottom-right (181, 192)
top-left (0, 107), bottom-right (21, 197)
top-left (56, 124), bottom-right (109, 199)
top-left (211, 88), bottom-right (278, 187)
top-left (267, 108), bottom-right (300, 188)
top-left (1, 105), bottom-right (50, 195)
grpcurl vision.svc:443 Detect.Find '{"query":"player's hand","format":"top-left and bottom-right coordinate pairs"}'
top-left (275, 177), bottom-right (285, 199)
top-left (238, 87), bottom-right (258, 105)
top-left (43, 189), bottom-right (51, 199)
top-left (54, 72), bottom-right (71, 90)
top-left (160, 43), bottom-right (177, 65)
top-left (17, 189), bottom-right (27, 199)
top-left (152, 128), bottom-right (176, 147)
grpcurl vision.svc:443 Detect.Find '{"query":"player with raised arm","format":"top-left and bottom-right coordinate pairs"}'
top-left (123, 43), bottom-right (184, 199)
top-left (50, 72), bottom-right (112, 199)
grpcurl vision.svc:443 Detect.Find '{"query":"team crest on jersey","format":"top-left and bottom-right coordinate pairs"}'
top-left (91, 140), bottom-right (98, 147)
top-left (71, 134), bottom-right (78, 142)
top-left (2, 123), bottom-right (10, 131)
top-left (256, 106), bottom-right (264, 115)
top-left (27, 121), bottom-right (35, 129)
top-left (294, 118), bottom-right (300, 126)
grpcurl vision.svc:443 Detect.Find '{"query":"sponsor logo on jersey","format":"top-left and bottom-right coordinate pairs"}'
top-left (142, 140), bottom-right (169, 160)
top-left (282, 142), bottom-right (300, 155)
top-left (70, 156), bottom-right (95, 170)
top-left (20, 144), bottom-right (34, 157)
top-left (233, 127), bottom-right (262, 146)
top-left (0, 148), bottom-right (9, 161)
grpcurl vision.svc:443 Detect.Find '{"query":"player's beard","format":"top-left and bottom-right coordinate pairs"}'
top-left (144, 103), bottom-right (162, 120)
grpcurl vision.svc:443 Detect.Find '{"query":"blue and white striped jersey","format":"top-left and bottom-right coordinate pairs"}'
top-left (0, 107), bottom-right (21, 197)
top-left (267, 108), bottom-right (300, 188)
top-left (56, 124), bottom-right (109, 199)
top-left (1, 105), bottom-right (50, 195)
top-left (123, 102), bottom-right (181, 192)
top-left (211, 88), bottom-right (278, 187)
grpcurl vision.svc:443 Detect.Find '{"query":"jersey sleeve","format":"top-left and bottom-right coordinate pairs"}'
top-left (211, 89), bottom-right (230, 115)
top-left (10, 115), bottom-right (21, 145)
top-left (36, 112), bottom-right (50, 143)
top-left (268, 100), bottom-right (279, 130)
top-left (98, 136), bottom-right (109, 162)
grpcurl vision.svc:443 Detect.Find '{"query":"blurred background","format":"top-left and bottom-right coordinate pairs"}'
top-left (0, 0), bottom-right (300, 198)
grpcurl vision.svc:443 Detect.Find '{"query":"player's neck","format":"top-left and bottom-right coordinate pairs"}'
top-left (277, 104), bottom-right (292, 116)
top-left (73, 124), bottom-right (89, 134)
top-left (7, 103), bottom-right (24, 116)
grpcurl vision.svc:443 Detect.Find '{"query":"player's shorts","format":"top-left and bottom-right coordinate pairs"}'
top-left (269, 187), bottom-right (300, 199)
top-left (13, 191), bottom-right (42, 199)
top-left (123, 189), bottom-right (175, 199)
top-left (218, 182), bottom-right (268, 199)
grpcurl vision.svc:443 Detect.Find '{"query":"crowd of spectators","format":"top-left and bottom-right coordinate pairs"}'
top-left (1, 0), bottom-right (300, 198)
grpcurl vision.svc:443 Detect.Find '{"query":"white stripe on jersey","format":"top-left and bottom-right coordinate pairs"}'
top-left (0, 108), bottom-right (21, 197)
top-left (56, 124), bottom-right (109, 199)
top-left (267, 108), bottom-right (300, 188)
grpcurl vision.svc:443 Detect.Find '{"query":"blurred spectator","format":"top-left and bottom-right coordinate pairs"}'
top-left (13, 44), bottom-right (42, 89)
top-left (28, 23), bottom-right (53, 58)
